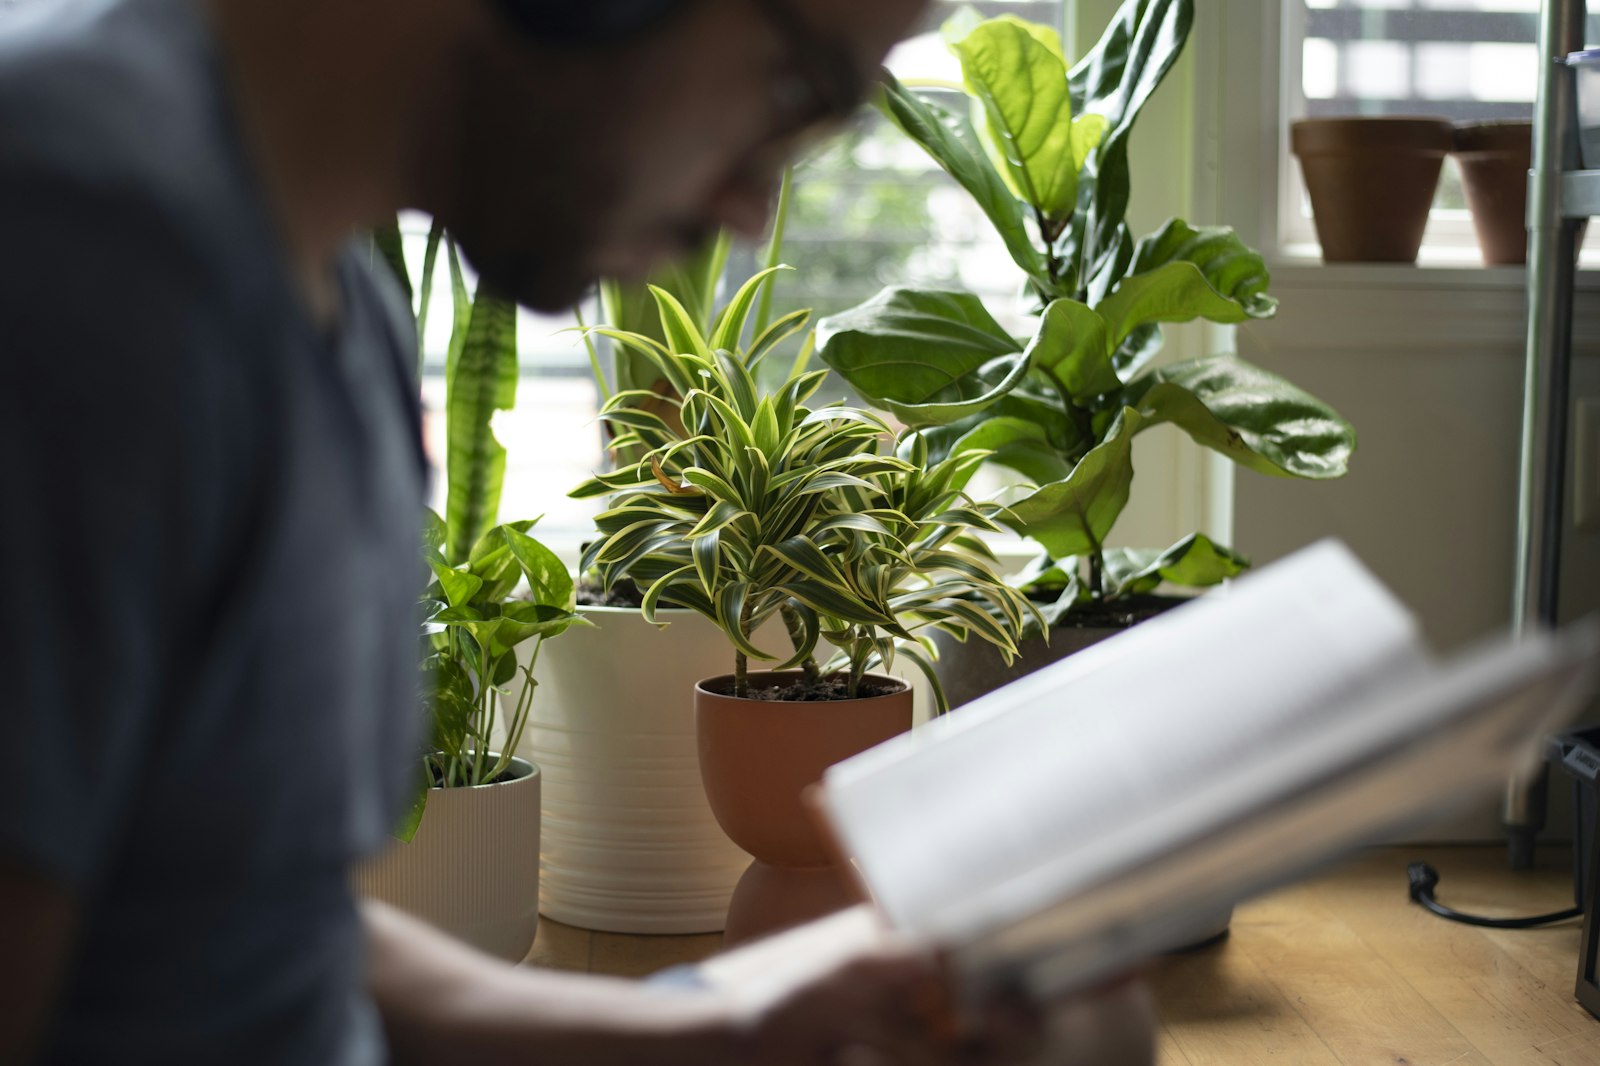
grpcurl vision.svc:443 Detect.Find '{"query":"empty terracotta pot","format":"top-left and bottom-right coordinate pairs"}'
top-left (1292, 116), bottom-right (1454, 263)
top-left (696, 671), bottom-right (912, 943)
top-left (1454, 120), bottom-right (1533, 265)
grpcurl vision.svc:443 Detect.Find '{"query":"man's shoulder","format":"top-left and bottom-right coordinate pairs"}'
top-left (0, 0), bottom-right (250, 288)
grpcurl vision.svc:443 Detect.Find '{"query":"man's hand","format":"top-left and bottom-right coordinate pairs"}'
top-left (708, 905), bottom-right (1155, 1066)
top-left (0, 864), bottom-right (77, 1066)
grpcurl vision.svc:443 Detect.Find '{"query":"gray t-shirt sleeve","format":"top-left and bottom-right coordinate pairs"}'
top-left (0, 168), bottom-right (243, 893)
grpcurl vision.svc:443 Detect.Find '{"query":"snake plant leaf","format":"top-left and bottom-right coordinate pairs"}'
top-left (877, 72), bottom-right (1050, 289)
top-left (1103, 533), bottom-right (1250, 597)
top-left (1123, 355), bottom-right (1356, 479)
top-left (1001, 407), bottom-right (1144, 559)
top-left (946, 16), bottom-right (1105, 222)
top-left (1026, 299), bottom-right (1122, 401)
top-left (1067, 0), bottom-right (1195, 284)
top-left (445, 291), bottom-right (518, 564)
top-left (816, 288), bottom-right (1026, 426)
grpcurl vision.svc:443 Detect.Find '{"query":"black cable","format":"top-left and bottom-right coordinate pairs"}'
top-left (1407, 861), bottom-right (1583, 929)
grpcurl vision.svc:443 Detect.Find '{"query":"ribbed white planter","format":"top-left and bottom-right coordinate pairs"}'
top-left (354, 757), bottom-right (541, 963)
top-left (510, 606), bottom-right (752, 934)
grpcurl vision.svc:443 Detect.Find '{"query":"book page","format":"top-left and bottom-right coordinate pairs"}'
top-left (820, 540), bottom-right (1426, 939)
top-left (949, 628), bottom-right (1599, 998)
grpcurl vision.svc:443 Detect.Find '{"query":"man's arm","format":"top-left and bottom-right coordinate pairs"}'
top-left (0, 866), bottom-right (77, 1066)
top-left (365, 900), bottom-right (1155, 1066)
top-left (364, 900), bottom-right (738, 1066)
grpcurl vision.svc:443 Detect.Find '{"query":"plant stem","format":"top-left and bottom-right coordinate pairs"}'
top-left (779, 603), bottom-right (821, 682)
top-left (734, 650), bottom-right (749, 699)
top-left (1087, 542), bottom-right (1105, 600)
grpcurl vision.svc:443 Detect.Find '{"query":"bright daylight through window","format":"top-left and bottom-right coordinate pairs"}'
top-left (406, 0), bottom-right (1065, 551)
top-left (1282, 0), bottom-right (1588, 257)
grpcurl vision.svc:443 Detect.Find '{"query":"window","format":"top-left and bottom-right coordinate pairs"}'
top-left (1279, 0), bottom-right (1600, 259)
top-left (408, 0), bottom-right (1068, 552)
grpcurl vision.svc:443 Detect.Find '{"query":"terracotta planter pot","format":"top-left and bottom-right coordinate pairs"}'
top-left (1453, 121), bottom-right (1532, 266)
top-left (696, 671), bottom-right (912, 943)
top-left (508, 607), bottom-right (753, 934)
top-left (354, 756), bottom-right (541, 963)
top-left (1291, 117), bottom-right (1453, 263)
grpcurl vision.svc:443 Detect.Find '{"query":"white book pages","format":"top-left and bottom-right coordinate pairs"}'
top-left (821, 540), bottom-right (1426, 939)
top-left (948, 626), bottom-right (1600, 999)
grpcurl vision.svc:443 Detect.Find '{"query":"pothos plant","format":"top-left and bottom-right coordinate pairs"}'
top-left (815, 2), bottom-right (1356, 625)
top-left (571, 268), bottom-right (1037, 714)
top-left (373, 221), bottom-right (569, 838)
top-left (401, 512), bottom-right (586, 838)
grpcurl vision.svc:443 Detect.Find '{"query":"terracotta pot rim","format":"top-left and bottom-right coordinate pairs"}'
top-left (427, 754), bottom-right (539, 791)
top-left (1452, 119), bottom-right (1533, 155)
top-left (695, 670), bottom-right (910, 703)
top-left (1291, 115), bottom-right (1454, 155)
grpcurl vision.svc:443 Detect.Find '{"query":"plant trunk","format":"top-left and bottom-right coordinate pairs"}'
top-left (780, 603), bottom-right (821, 682)
top-left (734, 651), bottom-right (749, 699)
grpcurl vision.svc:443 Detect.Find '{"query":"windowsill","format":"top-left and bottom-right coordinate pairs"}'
top-left (1271, 243), bottom-right (1600, 290)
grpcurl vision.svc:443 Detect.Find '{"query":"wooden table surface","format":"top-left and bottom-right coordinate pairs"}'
top-left (525, 845), bottom-right (1599, 1065)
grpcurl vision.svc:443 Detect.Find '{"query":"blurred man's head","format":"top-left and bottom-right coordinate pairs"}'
top-left (426, 0), bottom-right (927, 310)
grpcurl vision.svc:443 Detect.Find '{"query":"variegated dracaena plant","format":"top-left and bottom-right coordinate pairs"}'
top-left (570, 268), bottom-right (1039, 712)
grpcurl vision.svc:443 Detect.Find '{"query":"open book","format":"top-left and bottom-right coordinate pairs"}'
top-left (794, 540), bottom-right (1600, 1003)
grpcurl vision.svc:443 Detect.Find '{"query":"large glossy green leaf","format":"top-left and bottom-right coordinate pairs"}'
top-left (1103, 532), bottom-right (1249, 597)
top-left (931, 415), bottom-right (1075, 486)
top-left (445, 291), bottom-right (518, 564)
top-left (1066, 0), bottom-right (1195, 283)
top-left (877, 73), bottom-right (1049, 288)
top-left (1001, 408), bottom-right (1143, 558)
top-left (1025, 299), bottom-right (1121, 401)
top-left (816, 288), bottom-right (1026, 426)
top-left (946, 16), bottom-right (1105, 222)
top-left (1096, 262), bottom-right (1257, 352)
top-left (1124, 356), bottom-right (1356, 479)
top-left (1126, 219), bottom-right (1276, 319)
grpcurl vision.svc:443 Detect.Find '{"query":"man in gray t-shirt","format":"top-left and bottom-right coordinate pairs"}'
top-left (0, 0), bottom-right (1155, 1063)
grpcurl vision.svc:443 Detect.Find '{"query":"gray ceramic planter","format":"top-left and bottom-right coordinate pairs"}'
top-left (930, 600), bottom-right (1233, 949)
top-left (930, 625), bottom-right (1119, 712)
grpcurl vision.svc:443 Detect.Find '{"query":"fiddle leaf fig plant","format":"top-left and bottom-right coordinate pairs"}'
top-left (400, 512), bottom-right (586, 840)
top-left (818, 3), bottom-right (1354, 621)
top-left (571, 269), bottom-right (1037, 714)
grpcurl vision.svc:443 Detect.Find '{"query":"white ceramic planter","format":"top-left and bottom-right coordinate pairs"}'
top-left (354, 757), bottom-right (541, 963)
top-left (510, 606), bottom-right (752, 933)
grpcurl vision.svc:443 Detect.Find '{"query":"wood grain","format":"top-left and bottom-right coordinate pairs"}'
top-left (524, 846), bottom-right (1599, 1065)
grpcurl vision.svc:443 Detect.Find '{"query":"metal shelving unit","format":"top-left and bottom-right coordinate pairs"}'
top-left (1508, 1), bottom-right (1589, 868)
